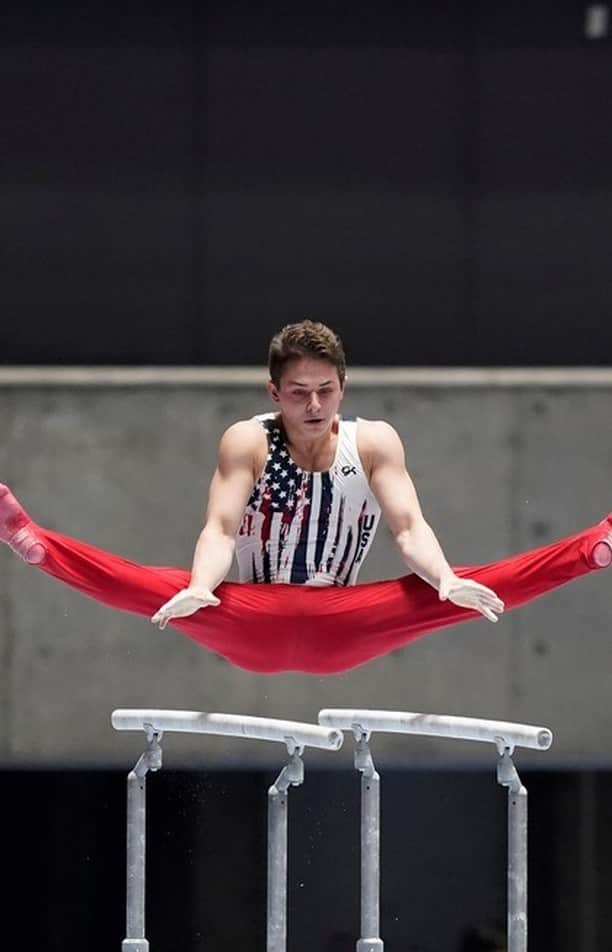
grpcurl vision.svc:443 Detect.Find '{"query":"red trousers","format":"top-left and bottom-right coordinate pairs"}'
top-left (32, 515), bottom-right (610, 674)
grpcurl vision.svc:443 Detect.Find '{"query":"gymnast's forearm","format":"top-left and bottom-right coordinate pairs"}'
top-left (394, 519), bottom-right (455, 591)
top-left (188, 526), bottom-right (236, 593)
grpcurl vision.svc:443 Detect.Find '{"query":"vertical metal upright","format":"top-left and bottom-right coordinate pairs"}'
top-left (267, 746), bottom-right (305, 952)
top-left (354, 731), bottom-right (384, 952)
top-left (318, 709), bottom-right (551, 952)
top-left (113, 710), bottom-right (342, 952)
top-left (122, 728), bottom-right (162, 952)
top-left (497, 746), bottom-right (528, 952)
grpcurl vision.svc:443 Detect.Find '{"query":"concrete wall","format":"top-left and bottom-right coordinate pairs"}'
top-left (0, 377), bottom-right (610, 766)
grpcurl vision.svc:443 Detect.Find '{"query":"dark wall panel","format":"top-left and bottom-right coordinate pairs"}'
top-left (6, 766), bottom-right (612, 951)
top-left (2, 3), bottom-right (611, 365)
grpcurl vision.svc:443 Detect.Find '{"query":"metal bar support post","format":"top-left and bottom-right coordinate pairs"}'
top-left (497, 746), bottom-right (528, 952)
top-left (354, 730), bottom-right (384, 952)
top-left (267, 744), bottom-right (305, 952)
top-left (113, 710), bottom-right (341, 952)
top-left (122, 727), bottom-right (163, 952)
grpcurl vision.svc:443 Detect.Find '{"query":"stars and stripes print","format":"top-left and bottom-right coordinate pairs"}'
top-left (236, 415), bottom-right (381, 586)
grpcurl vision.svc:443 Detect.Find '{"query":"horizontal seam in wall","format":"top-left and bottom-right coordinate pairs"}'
top-left (1, 367), bottom-right (612, 387)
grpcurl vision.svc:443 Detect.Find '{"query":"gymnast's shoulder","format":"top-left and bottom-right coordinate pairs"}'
top-left (216, 419), bottom-right (268, 469)
top-left (356, 417), bottom-right (403, 446)
top-left (356, 418), bottom-right (406, 467)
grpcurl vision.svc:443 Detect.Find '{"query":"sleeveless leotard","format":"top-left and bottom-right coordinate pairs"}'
top-left (235, 414), bottom-right (381, 585)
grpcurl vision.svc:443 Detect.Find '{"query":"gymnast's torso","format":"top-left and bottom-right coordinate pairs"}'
top-left (235, 413), bottom-right (381, 586)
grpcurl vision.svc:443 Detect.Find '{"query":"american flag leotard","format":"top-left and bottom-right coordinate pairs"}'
top-left (235, 414), bottom-right (381, 585)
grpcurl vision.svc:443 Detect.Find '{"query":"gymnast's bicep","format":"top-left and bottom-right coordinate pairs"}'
top-left (366, 421), bottom-right (426, 536)
top-left (203, 421), bottom-right (265, 537)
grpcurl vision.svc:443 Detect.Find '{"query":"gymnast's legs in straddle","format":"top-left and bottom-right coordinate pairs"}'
top-left (1, 483), bottom-right (611, 674)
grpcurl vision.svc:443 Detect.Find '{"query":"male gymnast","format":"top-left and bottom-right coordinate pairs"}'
top-left (1, 321), bottom-right (610, 674)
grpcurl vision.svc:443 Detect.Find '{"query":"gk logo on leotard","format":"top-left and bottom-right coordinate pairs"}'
top-left (355, 514), bottom-right (376, 562)
top-left (341, 465), bottom-right (357, 476)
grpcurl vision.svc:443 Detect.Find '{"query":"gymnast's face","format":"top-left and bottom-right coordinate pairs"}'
top-left (267, 357), bottom-right (345, 438)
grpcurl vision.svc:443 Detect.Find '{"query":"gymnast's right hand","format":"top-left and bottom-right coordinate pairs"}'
top-left (151, 587), bottom-right (221, 630)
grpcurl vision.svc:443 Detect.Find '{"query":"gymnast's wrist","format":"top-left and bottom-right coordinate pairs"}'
top-left (437, 569), bottom-right (457, 593)
top-left (187, 582), bottom-right (217, 600)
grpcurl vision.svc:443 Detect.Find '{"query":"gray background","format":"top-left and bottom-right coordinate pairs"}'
top-left (1, 378), bottom-right (609, 767)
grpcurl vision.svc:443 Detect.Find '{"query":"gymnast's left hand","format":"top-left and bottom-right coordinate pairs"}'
top-left (438, 575), bottom-right (505, 623)
top-left (151, 587), bottom-right (221, 630)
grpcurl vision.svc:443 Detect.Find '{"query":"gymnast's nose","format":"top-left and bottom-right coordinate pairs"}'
top-left (307, 391), bottom-right (322, 413)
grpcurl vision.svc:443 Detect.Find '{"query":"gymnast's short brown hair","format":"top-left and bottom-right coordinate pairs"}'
top-left (268, 320), bottom-right (346, 386)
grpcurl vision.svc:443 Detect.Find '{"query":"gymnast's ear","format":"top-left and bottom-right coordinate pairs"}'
top-left (267, 379), bottom-right (281, 402)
